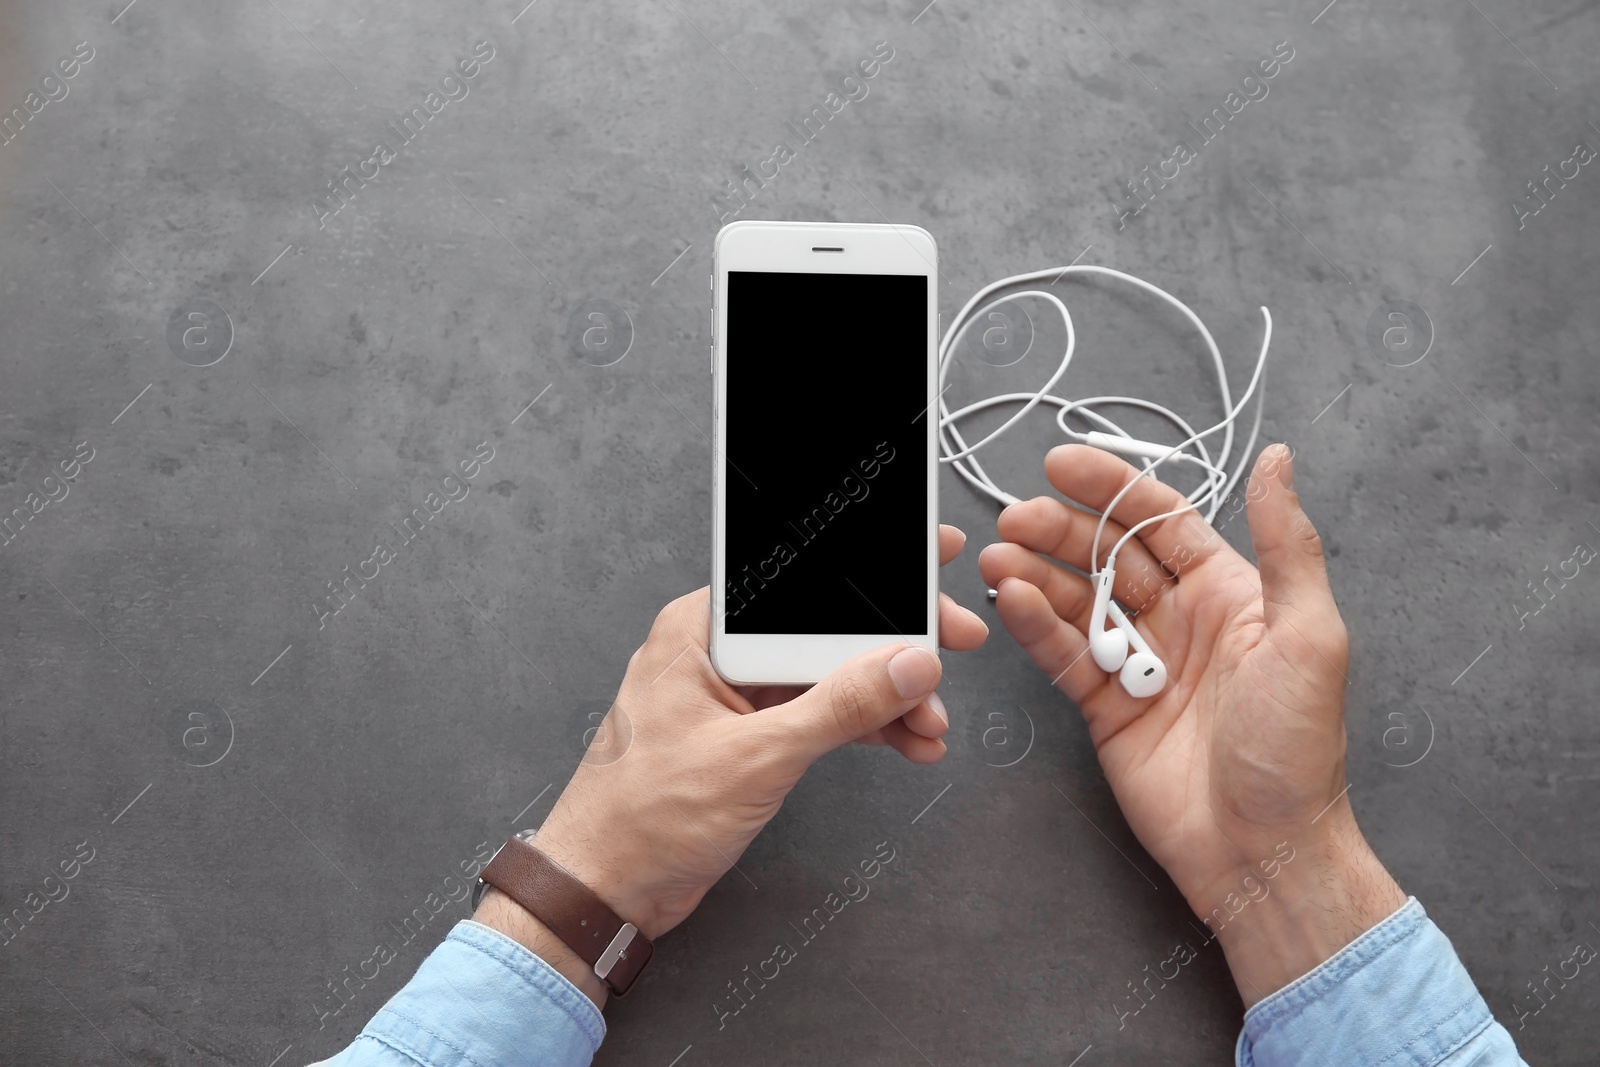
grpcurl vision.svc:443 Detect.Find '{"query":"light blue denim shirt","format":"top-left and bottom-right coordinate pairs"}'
top-left (312, 920), bottom-right (605, 1067)
top-left (1236, 898), bottom-right (1526, 1066)
top-left (315, 898), bottom-right (1525, 1067)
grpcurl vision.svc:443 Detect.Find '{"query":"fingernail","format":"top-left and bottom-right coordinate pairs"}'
top-left (1273, 444), bottom-right (1295, 489)
top-left (926, 691), bottom-right (949, 726)
top-left (888, 646), bottom-right (940, 699)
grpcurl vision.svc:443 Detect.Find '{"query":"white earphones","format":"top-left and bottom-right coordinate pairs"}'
top-left (936, 265), bottom-right (1274, 699)
top-left (1088, 573), bottom-right (1169, 699)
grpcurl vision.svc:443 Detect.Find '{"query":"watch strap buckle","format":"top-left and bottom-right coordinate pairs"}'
top-left (594, 922), bottom-right (653, 997)
top-left (476, 832), bottom-right (656, 998)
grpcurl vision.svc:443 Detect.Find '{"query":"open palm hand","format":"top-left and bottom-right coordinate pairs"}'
top-left (979, 444), bottom-right (1390, 937)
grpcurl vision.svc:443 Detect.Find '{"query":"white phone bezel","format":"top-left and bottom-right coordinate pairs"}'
top-left (709, 219), bottom-right (939, 686)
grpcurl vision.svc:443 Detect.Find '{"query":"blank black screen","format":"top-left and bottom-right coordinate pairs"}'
top-left (724, 270), bottom-right (928, 635)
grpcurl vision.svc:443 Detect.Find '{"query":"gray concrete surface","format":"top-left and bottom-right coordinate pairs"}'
top-left (1, 0), bottom-right (1597, 1063)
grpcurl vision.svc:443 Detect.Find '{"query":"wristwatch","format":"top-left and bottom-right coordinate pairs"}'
top-left (472, 829), bottom-right (655, 997)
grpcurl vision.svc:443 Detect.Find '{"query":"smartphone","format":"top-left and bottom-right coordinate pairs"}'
top-left (710, 220), bottom-right (939, 686)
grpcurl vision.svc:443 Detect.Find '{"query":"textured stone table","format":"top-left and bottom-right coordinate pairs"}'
top-left (1, 0), bottom-right (1595, 1063)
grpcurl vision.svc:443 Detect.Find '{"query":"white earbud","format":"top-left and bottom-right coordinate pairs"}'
top-left (1088, 570), bottom-right (1129, 671)
top-left (1108, 602), bottom-right (1168, 699)
top-left (1087, 568), bottom-right (1168, 698)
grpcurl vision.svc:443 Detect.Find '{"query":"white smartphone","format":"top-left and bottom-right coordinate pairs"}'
top-left (709, 220), bottom-right (939, 686)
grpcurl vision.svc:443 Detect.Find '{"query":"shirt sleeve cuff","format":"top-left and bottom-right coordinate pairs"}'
top-left (1235, 897), bottom-right (1501, 1067)
top-left (351, 919), bottom-right (605, 1067)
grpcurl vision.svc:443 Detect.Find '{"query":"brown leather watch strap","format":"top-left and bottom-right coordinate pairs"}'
top-left (479, 833), bottom-right (654, 997)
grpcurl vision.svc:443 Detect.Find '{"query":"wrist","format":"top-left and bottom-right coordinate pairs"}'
top-left (530, 822), bottom-right (671, 936)
top-left (473, 887), bottom-right (611, 1011)
top-left (531, 791), bottom-right (683, 939)
top-left (1190, 811), bottom-right (1406, 1008)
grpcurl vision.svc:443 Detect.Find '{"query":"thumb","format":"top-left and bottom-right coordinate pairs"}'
top-left (765, 644), bottom-right (942, 766)
top-left (1245, 445), bottom-right (1348, 661)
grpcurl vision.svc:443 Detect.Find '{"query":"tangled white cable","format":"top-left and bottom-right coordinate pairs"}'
top-left (937, 265), bottom-right (1274, 698)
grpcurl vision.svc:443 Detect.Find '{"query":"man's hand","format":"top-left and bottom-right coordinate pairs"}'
top-left (979, 444), bottom-right (1404, 1006)
top-left (477, 525), bottom-right (987, 1007)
